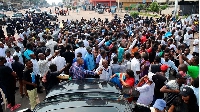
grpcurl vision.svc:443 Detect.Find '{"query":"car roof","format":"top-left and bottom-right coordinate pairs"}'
top-left (34, 79), bottom-right (132, 112)
top-left (46, 79), bottom-right (120, 98)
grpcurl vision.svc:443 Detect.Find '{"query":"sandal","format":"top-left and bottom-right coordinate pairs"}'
top-left (10, 104), bottom-right (21, 111)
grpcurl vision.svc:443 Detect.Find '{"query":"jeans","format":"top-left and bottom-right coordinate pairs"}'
top-left (27, 88), bottom-right (39, 110)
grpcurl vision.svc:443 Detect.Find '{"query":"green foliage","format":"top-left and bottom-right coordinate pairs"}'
top-left (124, 7), bottom-right (129, 10)
top-left (159, 4), bottom-right (168, 10)
top-left (66, 5), bottom-right (71, 8)
top-left (148, 1), bottom-right (159, 13)
top-left (130, 4), bottom-right (137, 9)
top-left (176, 15), bottom-right (179, 19)
top-left (130, 11), bottom-right (139, 18)
top-left (72, 6), bottom-right (77, 10)
top-left (138, 4), bottom-right (146, 10)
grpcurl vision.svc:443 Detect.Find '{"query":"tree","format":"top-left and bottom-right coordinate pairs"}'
top-left (159, 4), bottom-right (168, 14)
top-left (130, 11), bottom-right (139, 18)
top-left (148, 1), bottom-right (160, 13)
top-left (159, 4), bottom-right (168, 10)
top-left (138, 4), bottom-right (146, 10)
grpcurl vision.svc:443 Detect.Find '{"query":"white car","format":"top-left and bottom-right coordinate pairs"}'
top-left (28, 8), bottom-right (35, 13)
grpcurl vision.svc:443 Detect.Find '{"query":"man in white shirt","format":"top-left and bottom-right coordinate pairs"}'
top-left (74, 41), bottom-right (87, 58)
top-left (52, 50), bottom-right (66, 72)
top-left (38, 31), bottom-right (44, 42)
top-left (136, 73), bottom-right (155, 106)
top-left (22, 28), bottom-right (30, 37)
top-left (17, 29), bottom-right (25, 51)
top-left (161, 52), bottom-right (178, 79)
top-left (183, 30), bottom-right (193, 47)
top-left (13, 46), bottom-right (24, 64)
top-left (30, 53), bottom-right (43, 93)
top-left (131, 52), bottom-right (141, 84)
top-left (175, 31), bottom-right (182, 46)
top-left (38, 53), bottom-right (55, 78)
top-left (82, 36), bottom-right (89, 47)
top-left (45, 36), bottom-right (57, 55)
top-left (0, 42), bottom-right (6, 57)
top-left (96, 59), bottom-right (112, 81)
top-left (5, 50), bottom-right (14, 69)
top-left (193, 38), bottom-right (199, 56)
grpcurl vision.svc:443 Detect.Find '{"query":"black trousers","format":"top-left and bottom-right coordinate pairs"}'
top-left (0, 104), bottom-right (3, 112)
top-left (5, 85), bottom-right (15, 106)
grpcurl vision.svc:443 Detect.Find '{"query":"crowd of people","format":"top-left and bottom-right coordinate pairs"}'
top-left (0, 8), bottom-right (199, 112)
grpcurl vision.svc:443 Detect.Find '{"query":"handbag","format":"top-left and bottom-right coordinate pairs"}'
top-left (122, 86), bottom-right (140, 97)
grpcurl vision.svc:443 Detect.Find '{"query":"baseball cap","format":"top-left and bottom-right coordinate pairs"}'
top-left (160, 64), bottom-right (169, 71)
top-left (153, 99), bottom-right (166, 111)
top-left (176, 71), bottom-right (189, 79)
top-left (180, 87), bottom-right (194, 97)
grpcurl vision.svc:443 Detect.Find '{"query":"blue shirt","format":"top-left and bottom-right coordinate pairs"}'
top-left (118, 47), bottom-right (124, 63)
top-left (23, 49), bottom-right (34, 60)
top-left (84, 53), bottom-right (95, 71)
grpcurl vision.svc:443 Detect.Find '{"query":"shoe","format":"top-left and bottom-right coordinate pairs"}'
top-left (7, 103), bottom-right (11, 108)
top-left (37, 90), bottom-right (43, 94)
top-left (10, 104), bottom-right (21, 111)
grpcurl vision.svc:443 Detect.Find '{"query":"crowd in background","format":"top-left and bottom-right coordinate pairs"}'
top-left (0, 9), bottom-right (199, 112)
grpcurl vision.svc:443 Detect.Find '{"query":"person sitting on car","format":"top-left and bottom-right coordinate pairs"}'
top-left (110, 69), bottom-right (135, 90)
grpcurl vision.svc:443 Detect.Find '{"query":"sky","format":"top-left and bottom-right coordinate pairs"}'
top-left (46, 0), bottom-right (63, 4)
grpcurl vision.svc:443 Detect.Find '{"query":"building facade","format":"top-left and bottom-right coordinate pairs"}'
top-left (90, 0), bottom-right (116, 7)
top-left (121, 0), bottom-right (152, 7)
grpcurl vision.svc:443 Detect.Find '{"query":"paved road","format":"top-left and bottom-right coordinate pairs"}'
top-left (2, 7), bottom-right (198, 112)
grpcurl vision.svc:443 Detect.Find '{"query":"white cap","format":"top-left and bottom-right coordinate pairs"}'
top-left (148, 72), bottom-right (155, 82)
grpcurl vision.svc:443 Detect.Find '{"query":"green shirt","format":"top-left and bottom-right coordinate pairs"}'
top-left (187, 65), bottom-right (199, 78)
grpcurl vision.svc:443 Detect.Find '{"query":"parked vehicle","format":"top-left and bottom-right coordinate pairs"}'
top-left (33, 79), bottom-right (133, 112)
top-left (11, 12), bottom-right (24, 20)
top-left (45, 13), bottom-right (57, 21)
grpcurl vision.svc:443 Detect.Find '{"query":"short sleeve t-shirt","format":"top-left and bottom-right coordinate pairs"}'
top-left (171, 97), bottom-right (199, 112)
top-left (152, 73), bottom-right (168, 98)
top-left (0, 65), bottom-right (15, 87)
top-left (125, 77), bottom-right (135, 87)
top-left (165, 80), bottom-right (180, 106)
top-left (46, 71), bottom-right (60, 91)
top-left (23, 68), bottom-right (35, 90)
top-left (187, 66), bottom-right (199, 79)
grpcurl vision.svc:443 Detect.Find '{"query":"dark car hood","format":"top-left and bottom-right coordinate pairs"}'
top-left (34, 98), bottom-right (132, 112)
top-left (46, 79), bottom-right (120, 98)
top-left (33, 79), bottom-right (132, 112)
